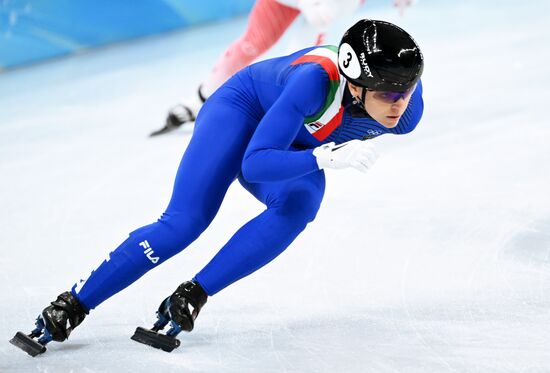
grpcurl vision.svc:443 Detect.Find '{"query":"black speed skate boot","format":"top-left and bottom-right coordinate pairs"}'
top-left (10, 291), bottom-right (88, 356)
top-left (149, 86), bottom-right (207, 137)
top-left (131, 280), bottom-right (207, 352)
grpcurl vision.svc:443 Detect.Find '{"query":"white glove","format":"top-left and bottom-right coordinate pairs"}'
top-left (313, 139), bottom-right (379, 173)
top-left (277, 0), bottom-right (362, 30)
top-left (394, 0), bottom-right (415, 16)
top-left (296, 0), bottom-right (337, 30)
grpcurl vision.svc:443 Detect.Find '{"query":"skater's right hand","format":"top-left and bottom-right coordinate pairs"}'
top-left (313, 139), bottom-right (379, 173)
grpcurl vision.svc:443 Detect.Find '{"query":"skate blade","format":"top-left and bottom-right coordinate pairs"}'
top-left (149, 124), bottom-right (179, 137)
top-left (149, 127), bottom-right (170, 137)
top-left (10, 332), bottom-right (47, 357)
top-left (131, 327), bottom-right (180, 352)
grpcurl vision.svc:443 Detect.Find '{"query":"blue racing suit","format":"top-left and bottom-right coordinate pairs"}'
top-left (72, 46), bottom-right (424, 310)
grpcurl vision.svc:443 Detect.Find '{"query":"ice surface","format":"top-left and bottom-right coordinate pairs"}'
top-left (1, 0), bottom-right (550, 372)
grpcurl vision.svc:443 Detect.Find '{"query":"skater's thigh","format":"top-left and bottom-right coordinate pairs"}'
top-left (238, 169), bottom-right (326, 211)
top-left (166, 97), bottom-right (257, 217)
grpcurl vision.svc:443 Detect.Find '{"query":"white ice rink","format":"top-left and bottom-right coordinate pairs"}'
top-left (1, 0), bottom-right (550, 371)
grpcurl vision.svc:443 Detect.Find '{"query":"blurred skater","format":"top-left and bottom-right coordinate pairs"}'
top-left (151, 0), bottom-right (401, 136)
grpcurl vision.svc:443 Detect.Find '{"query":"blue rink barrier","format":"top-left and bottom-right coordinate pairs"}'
top-left (0, 0), bottom-right (255, 70)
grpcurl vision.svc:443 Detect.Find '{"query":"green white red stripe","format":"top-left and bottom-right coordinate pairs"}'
top-left (291, 46), bottom-right (346, 141)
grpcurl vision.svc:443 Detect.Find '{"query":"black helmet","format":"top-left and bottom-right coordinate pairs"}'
top-left (338, 19), bottom-right (424, 92)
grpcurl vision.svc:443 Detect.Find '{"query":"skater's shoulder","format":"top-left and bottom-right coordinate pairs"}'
top-left (290, 62), bottom-right (331, 86)
top-left (282, 64), bottom-right (330, 115)
top-left (290, 45), bottom-right (340, 76)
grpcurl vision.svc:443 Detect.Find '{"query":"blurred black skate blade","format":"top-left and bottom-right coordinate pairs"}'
top-left (149, 125), bottom-right (177, 137)
top-left (131, 327), bottom-right (180, 352)
top-left (149, 114), bottom-right (184, 137)
top-left (9, 332), bottom-right (47, 357)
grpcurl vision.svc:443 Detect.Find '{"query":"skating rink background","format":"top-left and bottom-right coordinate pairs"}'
top-left (1, 0), bottom-right (549, 371)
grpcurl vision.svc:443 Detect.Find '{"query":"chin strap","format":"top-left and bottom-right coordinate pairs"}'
top-left (353, 87), bottom-right (368, 109)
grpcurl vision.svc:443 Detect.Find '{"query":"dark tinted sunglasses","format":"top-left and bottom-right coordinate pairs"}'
top-left (371, 85), bottom-right (417, 104)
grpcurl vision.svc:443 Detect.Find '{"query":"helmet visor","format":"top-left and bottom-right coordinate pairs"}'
top-left (371, 84), bottom-right (417, 104)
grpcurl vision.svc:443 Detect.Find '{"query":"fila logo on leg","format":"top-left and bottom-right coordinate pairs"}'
top-left (139, 240), bottom-right (160, 264)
